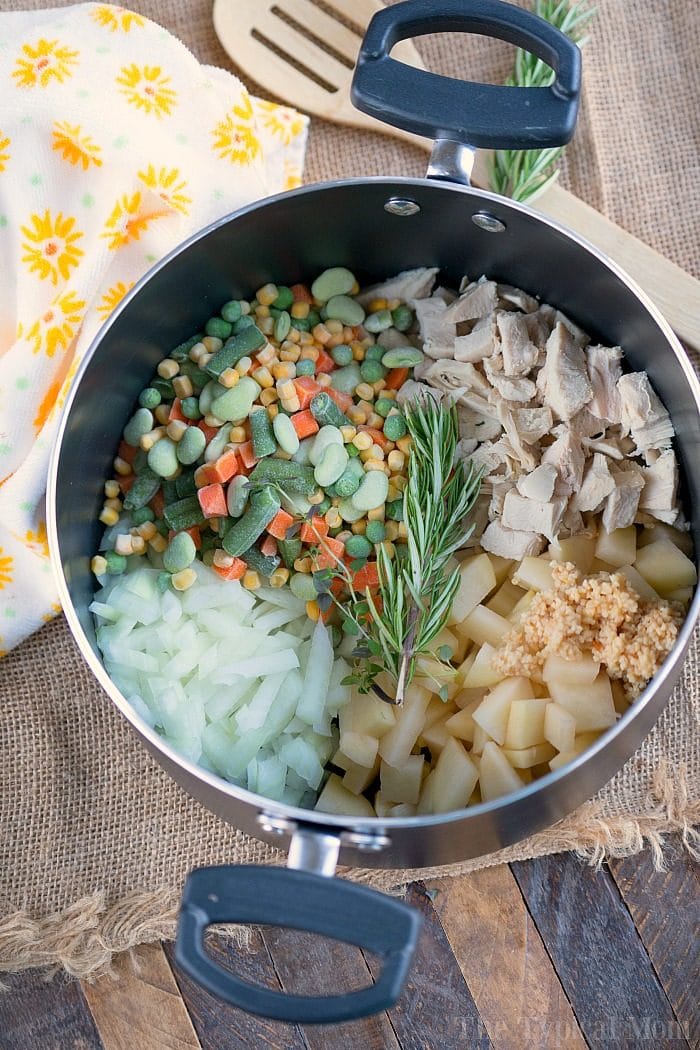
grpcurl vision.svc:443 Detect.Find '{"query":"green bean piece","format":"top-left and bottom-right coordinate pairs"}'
top-left (365, 520), bottom-right (386, 544)
top-left (360, 359), bottom-right (387, 384)
top-left (309, 392), bottom-right (350, 428)
top-left (222, 486), bottom-right (281, 557)
top-left (383, 412), bottom-right (407, 441)
top-left (138, 387), bottom-right (161, 409)
top-left (331, 344), bottom-right (353, 366)
top-left (155, 518), bottom-right (169, 537)
top-left (272, 285), bottom-right (294, 310)
top-left (220, 300), bottom-right (243, 324)
top-left (163, 494), bottom-right (207, 531)
top-left (131, 505), bottom-right (155, 526)
top-left (204, 325), bottom-right (266, 378)
top-left (205, 316), bottom-right (232, 340)
top-left (175, 471), bottom-right (197, 498)
top-left (391, 304), bottom-right (413, 331)
top-left (123, 472), bottom-right (160, 511)
top-left (278, 536), bottom-right (302, 569)
top-left (295, 358), bottom-right (315, 376)
top-left (151, 376), bottom-right (175, 400)
top-left (243, 544), bottom-right (281, 577)
top-left (105, 550), bottom-right (127, 575)
top-left (364, 308), bottom-right (393, 333)
top-left (274, 310), bottom-right (291, 342)
top-left (163, 531), bottom-right (197, 573)
top-left (250, 408), bottom-right (277, 458)
top-left (180, 396), bottom-right (202, 420)
top-left (386, 498), bottom-right (404, 521)
top-left (170, 334), bottom-right (203, 361)
top-left (311, 267), bottom-right (356, 303)
top-left (177, 425), bottom-right (206, 465)
top-left (248, 458), bottom-right (316, 496)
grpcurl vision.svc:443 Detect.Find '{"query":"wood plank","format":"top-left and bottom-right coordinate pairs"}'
top-left (81, 943), bottom-right (201, 1050)
top-left (260, 923), bottom-right (400, 1049)
top-left (163, 931), bottom-right (307, 1050)
top-left (364, 882), bottom-right (494, 1050)
top-left (426, 864), bottom-right (588, 1050)
top-left (0, 967), bottom-right (104, 1050)
top-left (512, 853), bottom-right (690, 1049)
top-left (609, 844), bottom-right (700, 1047)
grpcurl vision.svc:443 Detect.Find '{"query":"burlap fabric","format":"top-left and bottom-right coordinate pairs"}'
top-left (1, 0), bottom-right (698, 977)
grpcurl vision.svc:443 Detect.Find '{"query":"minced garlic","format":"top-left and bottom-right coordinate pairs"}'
top-left (493, 562), bottom-right (682, 696)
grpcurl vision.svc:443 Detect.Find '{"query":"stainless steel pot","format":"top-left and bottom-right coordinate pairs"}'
top-left (47, 0), bottom-right (700, 1025)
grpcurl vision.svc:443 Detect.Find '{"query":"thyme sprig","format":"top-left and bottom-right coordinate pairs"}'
top-left (338, 396), bottom-right (482, 704)
top-left (489, 0), bottom-right (596, 203)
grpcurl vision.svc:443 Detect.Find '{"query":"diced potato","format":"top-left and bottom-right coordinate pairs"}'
top-left (489, 555), bottom-right (517, 587)
top-left (544, 701), bottom-right (577, 753)
top-left (430, 737), bottom-right (479, 814)
top-left (594, 525), bottom-right (637, 567)
top-left (431, 625), bottom-right (469, 664)
top-left (548, 750), bottom-right (575, 771)
top-left (339, 730), bottom-right (378, 769)
top-left (504, 698), bottom-right (548, 749)
top-left (444, 698), bottom-right (482, 742)
top-left (416, 770), bottom-right (436, 815)
top-left (380, 754), bottom-right (425, 804)
top-left (378, 683), bottom-right (431, 767)
top-left (374, 791), bottom-right (393, 818)
top-left (420, 719), bottom-right (451, 756)
top-left (454, 686), bottom-right (487, 708)
top-left (485, 577), bottom-right (527, 617)
top-left (473, 676), bottom-right (534, 745)
top-left (512, 556), bottom-right (555, 592)
top-left (548, 535), bottom-right (596, 574)
top-left (414, 655), bottom-right (460, 693)
top-left (471, 723), bottom-right (491, 755)
top-left (547, 671), bottom-right (617, 732)
top-left (542, 653), bottom-right (600, 687)
top-left (342, 755), bottom-right (380, 795)
top-left (634, 539), bottom-right (697, 597)
top-left (461, 644), bottom-right (503, 688)
top-left (503, 742), bottom-right (556, 768)
top-left (638, 523), bottom-right (693, 557)
top-left (611, 679), bottom-right (630, 715)
top-left (340, 690), bottom-right (396, 739)
top-left (479, 742), bottom-right (526, 801)
top-left (616, 564), bottom-right (660, 601)
top-left (459, 604), bottom-right (512, 648)
top-left (575, 730), bottom-right (603, 749)
top-left (423, 697), bottom-right (457, 730)
top-left (508, 589), bottom-right (537, 623)
top-left (315, 773), bottom-right (375, 817)
top-left (389, 803), bottom-right (417, 817)
top-left (667, 586), bottom-right (694, 605)
top-left (449, 553), bottom-right (497, 625)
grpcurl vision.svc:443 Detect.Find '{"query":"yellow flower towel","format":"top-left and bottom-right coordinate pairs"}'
top-left (0, 3), bottom-right (308, 655)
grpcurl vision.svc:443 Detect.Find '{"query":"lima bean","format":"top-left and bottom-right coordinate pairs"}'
top-left (273, 412), bottom-right (300, 454)
top-left (211, 376), bottom-right (260, 422)
top-left (309, 424), bottom-right (343, 466)
top-left (163, 531), bottom-right (196, 573)
top-left (123, 408), bottom-right (153, 446)
top-left (351, 469), bottom-right (389, 512)
top-left (314, 442), bottom-right (348, 488)
top-left (325, 294), bottom-right (365, 327)
top-left (177, 425), bottom-right (206, 465)
top-left (311, 267), bottom-right (355, 303)
top-left (381, 346), bottom-right (425, 368)
top-left (147, 436), bottom-right (179, 478)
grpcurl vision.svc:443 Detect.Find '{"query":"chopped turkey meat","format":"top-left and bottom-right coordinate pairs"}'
top-left (512, 406), bottom-right (553, 444)
top-left (414, 298), bottom-right (456, 359)
top-left (601, 464), bottom-right (645, 531)
top-left (524, 310), bottom-right (551, 350)
top-left (574, 452), bottom-right (616, 512)
top-left (356, 267), bottom-right (438, 307)
top-left (489, 477), bottom-right (518, 518)
top-left (480, 520), bottom-right (547, 560)
top-left (618, 372), bottom-right (675, 452)
top-left (587, 345), bottom-right (623, 423)
top-left (502, 491), bottom-right (567, 542)
top-left (496, 402), bottom-right (538, 471)
top-left (487, 374), bottom-right (538, 402)
top-left (497, 312), bottom-right (539, 376)
top-left (516, 463), bottom-right (557, 503)
top-left (444, 279), bottom-right (498, 322)
top-left (537, 322), bottom-right (593, 420)
top-left (497, 285), bottom-right (539, 313)
top-left (466, 440), bottom-right (511, 478)
top-left (541, 429), bottom-right (585, 495)
top-left (639, 449), bottom-right (679, 524)
top-left (394, 379), bottom-right (442, 408)
top-left (454, 318), bottom-right (499, 362)
top-left (457, 405), bottom-right (502, 442)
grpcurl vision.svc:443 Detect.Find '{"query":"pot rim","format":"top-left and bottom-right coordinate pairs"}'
top-left (47, 174), bottom-right (700, 835)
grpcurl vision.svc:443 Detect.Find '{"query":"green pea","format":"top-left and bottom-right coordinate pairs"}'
top-left (220, 300), bottom-right (242, 324)
top-left (105, 549), bottom-right (127, 574)
top-left (123, 408), bottom-right (154, 447)
top-left (311, 267), bottom-right (356, 303)
top-left (392, 304), bottom-right (414, 331)
top-left (138, 387), bottom-right (161, 409)
top-left (273, 286), bottom-right (294, 310)
top-left (325, 294), bottom-right (365, 326)
top-left (211, 376), bottom-right (260, 422)
top-left (177, 425), bottom-right (206, 465)
top-left (296, 358), bottom-right (315, 376)
top-left (148, 436), bottom-right (179, 478)
top-left (345, 534), bottom-right (372, 559)
top-left (351, 470), bottom-right (388, 512)
top-left (381, 346), bottom-right (425, 368)
top-left (383, 413), bottom-right (407, 441)
top-left (181, 396), bottom-right (202, 420)
top-left (364, 345), bottom-right (385, 362)
top-left (163, 531), bottom-right (196, 573)
top-left (360, 359), bottom-right (387, 384)
top-left (205, 316), bottom-right (232, 340)
top-left (374, 397), bottom-right (394, 418)
top-left (364, 309), bottom-right (393, 333)
top-left (290, 572), bottom-right (318, 602)
top-left (132, 505), bottom-right (155, 526)
top-left (331, 344), bottom-right (353, 366)
top-left (307, 310), bottom-right (321, 328)
top-left (274, 310), bottom-right (291, 342)
top-left (365, 520), bottom-right (386, 544)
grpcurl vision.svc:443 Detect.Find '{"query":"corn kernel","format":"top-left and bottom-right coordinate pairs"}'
top-left (257, 282), bottom-right (278, 306)
top-left (364, 459), bottom-right (388, 473)
top-left (337, 530), bottom-right (352, 545)
top-left (256, 343), bottom-right (278, 368)
top-left (104, 479), bottom-right (120, 499)
top-left (240, 300), bottom-right (251, 315)
top-left (340, 425), bottom-right (357, 443)
top-left (229, 425), bottom-right (247, 443)
top-left (270, 567), bottom-right (290, 588)
top-left (218, 367), bottom-right (240, 389)
top-left (149, 532), bottom-right (168, 553)
top-left (213, 548), bottom-right (234, 568)
top-left (104, 497), bottom-right (123, 511)
top-left (235, 356), bottom-right (252, 376)
top-left (357, 399), bottom-right (375, 416)
top-left (325, 507), bottom-right (342, 529)
top-left (240, 570), bottom-right (260, 590)
top-left (204, 413), bottom-right (225, 428)
top-left (369, 444), bottom-right (385, 460)
top-left (348, 407), bottom-right (367, 426)
top-left (382, 389), bottom-right (397, 401)
top-left (209, 518), bottom-right (220, 534)
top-left (254, 304), bottom-right (271, 319)
top-left (367, 412), bottom-right (384, 429)
top-left (308, 489), bottom-right (325, 506)
top-left (113, 456), bottom-right (132, 476)
top-left (298, 330), bottom-right (314, 346)
top-left (316, 373), bottom-right (332, 388)
top-left (312, 323), bottom-right (332, 345)
top-left (387, 450), bottom-right (405, 473)
top-left (272, 361), bottom-right (296, 381)
top-left (157, 358), bottom-right (179, 379)
top-left (305, 599), bottom-right (320, 622)
top-left (397, 520), bottom-right (408, 539)
top-left (343, 326), bottom-right (357, 342)
top-left (351, 519), bottom-right (367, 534)
top-left (294, 557), bottom-right (313, 573)
top-left (279, 347), bottom-right (301, 362)
top-left (396, 435), bottom-right (413, 455)
top-left (248, 367), bottom-right (271, 390)
top-left (326, 334), bottom-right (344, 349)
top-left (368, 297), bottom-right (388, 312)
top-left (386, 485), bottom-right (400, 502)
top-left (130, 535), bottom-right (147, 555)
top-left (139, 427), bottom-right (164, 452)
top-left (172, 375), bottom-right (193, 399)
top-left (172, 567), bottom-right (197, 591)
top-left (368, 505), bottom-right (385, 522)
top-left (277, 379), bottom-right (296, 399)
top-left (167, 420), bottom-right (188, 442)
top-left (91, 555), bottom-right (108, 576)
top-left (387, 298), bottom-right (401, 311)
top-left (373, 379), bottom-right (387, 395)
top-left (326, 319), bottom-right (344, 335)
top-left (189, 341), bottom-right (207, 362)
top-left (198, 352), bottom-right (212, 366)
top-left (352, 432), bottom-right (373, 451)
top-left (384, 521), bottom-right (399, 542)
top-left (392, 475), bottom-right (408, 493)
top-left (202, 335), bottom-right (223, 353)
top-left (267, 404), bottom-right (280, 419)
top-left (136, 521), bottom-right (157, 541)
top-left (382, 541), bottom-right (396, 560)
top-left (115, 533), bottom-right (133, 556)
top-left (280, 397), bottom-right (299, 414)
top-left (154, 404), bottom-right (171, 425)
top-left (299, 346), bottom-right (320, 361)
top-left (352, 345), bottom-right (366, 361)
top-left (258, 316), bottom-right (274, 336)
top-left (259, 387), bottom-right (279, 407)
top-left (291, 301), bottom-right (310, 319)
top-left (287, 326), bottom-right (301, 343)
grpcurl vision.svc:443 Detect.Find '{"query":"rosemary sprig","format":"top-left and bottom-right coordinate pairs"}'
top-left (489, 0), bottom-right (596, 203)
top-left (338, 396), bottom-right (482, 704)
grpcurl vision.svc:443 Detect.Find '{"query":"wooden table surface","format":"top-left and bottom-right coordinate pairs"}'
top-left (2, 838), bottom-right (697, 1050)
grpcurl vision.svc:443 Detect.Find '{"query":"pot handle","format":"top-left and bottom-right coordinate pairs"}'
top-left (351, 0), bottom-right (581, 150)
top-left (175, 864), bottom-right (421, 1024)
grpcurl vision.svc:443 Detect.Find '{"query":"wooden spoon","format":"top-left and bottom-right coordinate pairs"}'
top-left (213, 0), bottom-right (700, 349)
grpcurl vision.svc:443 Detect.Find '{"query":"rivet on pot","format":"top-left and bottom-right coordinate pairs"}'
top-left (341, 830), bottom-right (392, 852)
top-left (257, 813), bottom-right (297, 837)
top-left (384, 197), bottom-right (421, 217)
top-left (472, 212), bottom-right (506, 233)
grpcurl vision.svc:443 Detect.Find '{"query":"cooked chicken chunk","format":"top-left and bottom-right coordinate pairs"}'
top-left (537, 322), bottom-right (593, 420)
top-left (453, 318), bottom-right (499, 363)
top-left (541, 429), bottom-right (585, 495)
top-left (574, 452), bottom-right (616, 512)
top-left (457, 405), bottom-right (502, 442)
top-left (639, 449), bottom-right (679, 524)
top-left (587, 345), bottom-right (623, 423)
top-left (618, 372), bottom-right (675, 452)
top-left (497, 285), bottom-right (539, 313)
top-left (497, 312), bottom-right (539, 376)
top-left (601, 464), bottom-right (645, 531)
top-left (502, 491), bottom-right (568, 542)
top-left (414, 298), bottom-right (456, 359)
top-left (357, 267), bottom-right (438, 307)
top-left (487, 375), bottom-right (538, 402)
top-left (516, 463), bottom-right (557, 503)
top-left (444, 279), bottom-right (498, 322)
top-left (480, 520), bottom-right (547, 559)
top-left (512, 406), bottom-right (553, 444)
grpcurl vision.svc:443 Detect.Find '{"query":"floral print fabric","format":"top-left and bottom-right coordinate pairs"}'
top-left (0, 3), bottom-right (308, 655)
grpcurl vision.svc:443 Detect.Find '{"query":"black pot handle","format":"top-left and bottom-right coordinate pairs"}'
top-left (175, 865), bottom-right (421, 1024)
top-left (351, 0), bottom-right (581, 149)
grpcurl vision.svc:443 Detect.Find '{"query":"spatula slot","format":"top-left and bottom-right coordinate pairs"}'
top-left (271, 4), bottom-right (356, 70)
top-left (250, 28), bottom-right (339, 94)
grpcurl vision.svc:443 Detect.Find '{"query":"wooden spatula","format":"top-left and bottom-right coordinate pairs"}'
top-left (213, 0), bottom-right (700, 350)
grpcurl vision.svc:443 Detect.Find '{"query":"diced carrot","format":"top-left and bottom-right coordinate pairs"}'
top-left (330, 576), bottom-right (345, 598)
top-left (293, 376), bottom-right (322, 410)
top-left (353, 560), bottom-right (380, 591)
top-left (194, 463), bottom-right (218, 487)
top-left (169, 398), bottom-right (187, 424)
top-left (385, 367), bottom-right (409, 391)
top-left (300, 516), bottom-right (329, 543)
top-left (290, 283), bottom-right (313, 304)
top-left (358, 425), bottom-right (392, 453)
top-left (213, 557), bottom-right (247, 581)
top-left (327, 387), bottom-right (353, 413)
top-left (315, 536), bottom-right (345, 569)
top-left (197, 483), bottom-right (227, 518)
top-left (149, 489), bottom-right (165, 518)
top-left (184, 525), bottom-right (202, 550)
top-left (118, 473), bottom-right (135, 495)
top-left (260, 534), bottom-right (278, 558)
top-left (209, 448), bottom-right (239, 484)
top-left (238, 440), bottom-right (258, 470)
top-left (197, 420), bottom-right (219, 443)
top-left (266, 509), bottom-right (294, 540)
top-left (314, 349), bottom-right (335, 374)
top-left (117, 440), bottom-right (137, 464)
top-left (290, 409), bottom-right (319, 439)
